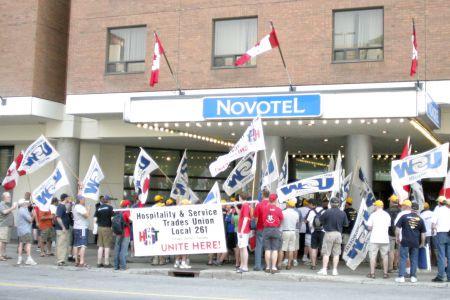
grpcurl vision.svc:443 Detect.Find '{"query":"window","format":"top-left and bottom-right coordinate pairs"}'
top-left (213, 18), bottom-right (257, 67)
top-left (333, 8), bottom-right (383, 62)
top-left (106, 26), bottom-right (146, 73)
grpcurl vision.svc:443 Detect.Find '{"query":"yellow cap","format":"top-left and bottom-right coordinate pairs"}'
top-left (424, 202), bottom-right (430, 209)
top-left (165, 199), bottom-right (174, 205)
top-left (287, 199), bottom-right (296, 208)
top-left (230, 197), bottom-right (237, 202)
top-left (155, 202), bottom-right (165, 207)
top-left (302, 198), bottom-right (309, 206)
top-left (154, 195), bottom-right (164, 202)
top-left (221, 199), bottom-right (227, 204)
top-left (374, 200), bottom-right (384, 208)
top-left (346, 197), bottom-right (353, 205)
top-left (402, 199), bottom-right (412, 207)
top-left (180, 199), bottom-right (191, 206)
top-left (389, 195), bottom-right (399, 202)
top-left (437, 195), bottom-right (446, 203)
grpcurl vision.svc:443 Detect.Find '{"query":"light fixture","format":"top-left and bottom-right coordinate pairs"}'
top-left (206, 122), bottom-right (211, 127)
top-left (231, 132), bottom-right (236, 136)
top-left (228, 121), bottom-right (233, 127)
top-left (136, 123), bottom-right (142, 128)
top-left (196, 122), bottom-right (202, 127)
top-left (166, 156), bottom-right (171, 161)
top-left (395, 138), bottom-right (399, 142)
top-left (335, 120), bottom-right (340, 124)
top-left (286, 120), bottom-right (291, 125)
top-left (292, 154), bottom-right (296, 158)
top-left (382, 130), bottom-right (387, 134)
top-left (340, 145), bottom-right (344, 148)
top-left (324, 138), bottom-right (328, 142)
top-left (386, 118), bottom-right (391, 124)
top-left (360, 119), bottom-right (366, 124)
top-left (185, 123), bottom-right (190, 127)
top-left (164, 123), bottom-right (169, 127)
top-left (310, 120), bottom-right (315, 125)
top-left (157, 137), bottom-right (162, 140)
top-left (322, 120), bottom-right (327, 125)
top-left (347, 119), bottom-right (352, 124)
top-left (218, 122), bottom-right (222, 126)
top-left (174, 123), bottom-right (179, 127)
top-left (373, 119), bottom-right (378, 124)
top-left (142, 123), bottom-right (148, 129)
top-left (399, 118), bottom-right (405, 123)
top-left (240, 121), bottom-right (245, 126)
top-left (274, 120), bottom-right (279, 125)
top-left (298, 120), bottom-right (303, 125)
top-left (263, 121), bottom-right (268, 126)
top-left (410, 119), bottom-right (442, 147)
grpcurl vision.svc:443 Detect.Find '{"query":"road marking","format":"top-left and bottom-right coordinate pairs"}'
top-left (0, 282), bottom-right (249, 300)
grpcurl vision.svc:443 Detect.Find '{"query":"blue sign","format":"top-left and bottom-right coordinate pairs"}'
top-left (426, 95), bottom-right (441, 128)
top-left (203, 94), bottom-right (321, 119)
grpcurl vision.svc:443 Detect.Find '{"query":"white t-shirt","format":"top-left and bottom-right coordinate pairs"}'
top-left (367, 209), bottom-right (391, 244)
top-left (49, 204), bottom-right (57, 215)
top-left (281, 208), bottom-right (299, 231)
top-left (306, 207), bottom-right (324, 234)
top-left (73, 204), bottom-right (89, 229)
top-left (299, 206), bottom-right (310, 233)
top-left (420, 210), bottom-right (434, 237)
top-left (432, 206), bottom-right (450, 233)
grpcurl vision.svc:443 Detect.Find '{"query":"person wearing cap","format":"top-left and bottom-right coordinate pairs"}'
top-left (420, 202), bottom-right (434, 262)
top-left (431, 197), bottom-right (450, 282)
top-left (317, 197), bottom-right (348, 276)
top-left (305, 199), bottom-right (324, 270)
top-left (342, 197), bottom-right (357, 254)
top-left (236, 192), bottom-right (251, 273)
top-left (279, 199), bottom-right (299, 270)
top-left (395, 201), bottom-right (426, 283)
top-left (252, 189), bottom-right (270, 271)
top-left (261, 193), bottom-right (283, 274)
top-left (174, 199), bottom-right (192, 269)
top-left (35, 200), bottom-right (55, 257)
top-left (114, 200), bottom-right (132, 270)
top-left (386, 194), bottom-right (401, 272)
top-left (367, 200), bottom-right (391, 279)
top-left (55, 193), bottom-right (73, 266)
top-left (299, 198), bottom-right (311, 264)
top-left (0, 192), bottom-right (17, 261)
top-left (94, 195), bottom-right (114, 268)
top-left (72, 194), bottom-right (90, 267)
top-left (16, 198), bottom-right (37, 265)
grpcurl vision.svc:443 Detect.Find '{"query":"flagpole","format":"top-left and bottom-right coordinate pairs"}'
top-left (269, 21), bottom-right (294, 92)
top-left (154, 31), bottom-right (183, 95)
top-left (251, 151), bottom-right (259, 200)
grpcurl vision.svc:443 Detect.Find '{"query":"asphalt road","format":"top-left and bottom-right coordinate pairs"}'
top-left (0, 264), bottom-right (448, 300)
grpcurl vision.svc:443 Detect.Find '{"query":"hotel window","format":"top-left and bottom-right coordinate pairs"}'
top-left (333, 8), bottom-right (383, 62)
top-left (213, 17), bottom-right (257, 67)
top-left (106, 26), bottom-right (146, 73)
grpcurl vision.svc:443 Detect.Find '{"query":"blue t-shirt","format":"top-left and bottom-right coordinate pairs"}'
top-left (396, 212), bottom-right (426, 248)
top-left (55, 204), bottom-right (71, 230)
top-left (16, 207), bottom-right (32, 236)
top-left (225, 213), bottom-right (235, 233)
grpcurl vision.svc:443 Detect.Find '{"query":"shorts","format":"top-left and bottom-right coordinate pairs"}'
top-left (281, 231), bottom-right (296, 251)
top-left (263, 227), bottom-right (282, 251)
top-left (237, 233), bottom-right (250, 248)
top-left (40, 228), bottom-right (53, 242)
top-left (73, 228), bottom-right (88, 248)
top-left (342, 233), bottom-right (350, 246)
top-left (311, 231), bottom-right (324, 250)
top-left (369, 243), bottom-right (389, 260)
top-left (321, 231), bottom-right (342, 256)
top-left (97, 227), bottom-right (113, 248)
top-left (0, 227), bottom-right (11, 243)
top-left (294, 231), bottom-right (300, 251)
top-left (226, 232), bottom-right (238, 249)
top-left (305, 234), bottom-right (311, 247)
top-left (19, 233), bottom-right (32, 244)
top-left (389, 236), bottom-right (397, 251)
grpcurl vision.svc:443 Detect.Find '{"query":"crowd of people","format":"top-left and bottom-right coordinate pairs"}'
top-left (0, 189), bottom-right (449, 284)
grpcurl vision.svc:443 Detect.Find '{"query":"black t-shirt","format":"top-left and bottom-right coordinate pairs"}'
top-left (343, 207), bottom-right (357, 234)
top-left (396, 212), bottom-right (426, 248)
top-left (320, 207), bottom-right (349, 233)
top-left (94, 204), bottom-right (114, 227)
top-left (55, 204), bottom-right (71, 230)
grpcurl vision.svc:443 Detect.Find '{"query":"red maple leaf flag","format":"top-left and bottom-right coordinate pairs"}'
top-left (399, 137), bottom-right (411, 198)
top-left (149, 33), bottom-right (165, 87)
top-left (410, 20), bottom-right (418, 76)
top-left (439, 170), bottom-right (450, 199)
top-left (2, 151), bottom-right (26, 191)
top-left (234, 29), bottom-right (279, 66)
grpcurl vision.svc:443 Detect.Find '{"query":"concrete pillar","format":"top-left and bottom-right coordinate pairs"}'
top-left (56, 138), bottom-right (80, 197)
top-left (345, 134), bottom-right (373, 208)
top-left (263, 136), bottom-right (285, 193)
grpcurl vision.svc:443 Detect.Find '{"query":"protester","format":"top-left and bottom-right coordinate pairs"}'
top-left (34, 202), bottom-right (55, 257)
top-left (420, 202), bottom-right (434, 263)
top-left (174, 199), bottom-right (192, 269)
top-left (299, 199), bottom-right (311, 264)
top-left (231, 204), bottom-right (241, 270)
top-left (291, 199), bottom-right (303, 267)
top-left (94, 195), bottom-right (114, 268)
top-left (16, 198), bottom-right (37, 265)
top-left (73, 195), bottom-right (90, 267)
top-left (114, 199), bottom-right (132, 270)
top-left (395, 202), bottom-right (426, 283)
top-left (55, 193), bottom-right (72, 266)
top-left (342, 197), bottom-right (357, 254)
top-left (367, 200), bottom-right (391, 279)
top-left (317, 197), bottom-right (348, 276)
top-left (431, 198), bottom-right (450, 282)
top-left (221, 204), bottom-right (239, 267)
top-left (386, 195), bottom-right (401, 272)
top-left (236, 193), bottom-right (251, 273)
top-left (0, 192), bottom-right (16, 261)
top-left (279, 199), bottom-right (299, 270)
top-left (152, 195), bottom-right (166, 266)
top-left (253, 189), bottom-right (270, 271)
top-left (305, 199), bottom-right (324, 270)
top-left (262, 193), bottom-right (283, 274)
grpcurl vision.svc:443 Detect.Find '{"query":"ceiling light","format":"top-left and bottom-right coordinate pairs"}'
top-left (310, 120), bottom-right (315, 125)
top-left (136, 123), bottom-right (142, 128)
top-left (142, 123), bottom-right (148, 129)
top-left (386, 118), bottom-right (391, 124)
top-left (174, 123), bottom-right (179, 127)
top-left (286, 120), bottom-right (291, 125)
top-left (395, 138), bottom-right (399, 142)
top-left (382, 130), bottom-right (387, 134)
top-left (399, 118), bottom-right (405, 123)
top-left (228, 121), bottom-right (233, 126)
top-left (324, 138), bottom-right (328, 142)
top-left (322, 120), bottom-right (327, 125)
top-left (231, 132), bottom-right (236, 136)
top-left (340, 145), bottom-right (344, 148)
top-left (157, 137), bottom-right (162, 140)
top-left (335, 120), bottom-right (340, 124)
top-left (185, 123), bottom-right (190, 127)
top-left (373, 119), bottom-right (378, 124)
top-left (240, 121), bottom-right (245, 126)
top-left (166, 156), bottom-right (171, 161)
top-left (263, 121), bottom-right (268, 126)
top-left (292, 154), bottom-right (296, 158)
top-left (218, 122), bottom-right (222, 126)
top-left (298, 120), bottom-right (303, 125)
top-left (206, 122), bottom-right (211, 127)
top-left (360, 119), bottom-right (365, 124)
top-left (196, 122), bottom-right (202, 127)
top-left (347, 119), bottom-right (352, 124)
top-left (274, 120), bottom-right (279, 125)
top-left (164, 123), bottom-right (169, 127)
top-left (410, 119), bottom-right (442, 147)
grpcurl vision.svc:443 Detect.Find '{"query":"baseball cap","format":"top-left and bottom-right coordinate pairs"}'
top-left (423, 202), bottom-right (430, 209)
top-left (154, 195), bottom-right (164, 202)
top-left (166, 199), bottom-right (174, 206)
top-left (302, 198), bottom-right (309, 206)
top-left (374, 200), bottom-right (384, 208)
top-left (330, 197), bottom-right (339, 205)
top-left (286, 199), bottom-right (296, 207)
top-left (389, 195), bottom-right (399, 202)
top-left (411, 202), bottom-right (419, 211)
top-left (402, 200), bottom-right (412, 207)
top-left (269, 194), bottom-right (278, 202)
top-left (180, 199), bottom-right (191, 206)
top-left (18, 198), bottom-right (29, 206)
top-left (437, 195), bottom-right (446, 203)
top-left (120, 199), bottom-right (131, 207)
top-left (346, 197), bottom-right (353, 205)
top-left (103, 195), bottom-right (112, 201)
top-left (76, 195), bottom-right (85, 201)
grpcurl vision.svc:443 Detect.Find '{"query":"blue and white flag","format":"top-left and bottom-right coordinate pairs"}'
top-left (32, 161), bottom-right (69, 211)
top-left (170, 150), bottom-right (198, 202)
top-left (223, 152), bottom-right (256, 196)
top-left (276, 171), bottom-right (339, 202)
top-left (81, 155), bottom-right (104, 201)
top-left (391, 143), bottom-right (449, 187)
top-left (261, 150), bottom-right (279, 188)
top-left (133, 148), bottom-right (159, 193)
top-left (203, 182), bottom-right (221, 204)
top-left (277, 152), bottom-right (289, 188)
top-left (340, 173), bottom-right (353, 210)
top-left (343, 163), bottom-right (375, 270)
top-left (18, 135), bottom-right (59, 174)
top-left (330, 151), bottom-right (343, 199)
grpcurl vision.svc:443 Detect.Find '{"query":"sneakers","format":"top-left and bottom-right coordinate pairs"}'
top-left (180, 262), bottom-right (191, 269)
top-left (281, 259), bottom-right (288, 267)
top-left (317, 268), bottom-right (327, 276)
top-left (410, 276), bottom-right (418, 283)
top-left (301, 255), bottom-right (309, 262)
top-left (173, 261), bottom-right (180, 268)
top-left (431, 277), bottom-right (444, 282)
top-left (25, 257), bottom-right (37, 265)
top-left (17, 256), bottom-right (22, 265)
top-left (293, 260), bottom-right (298, 267)
top-left (332, 269), bottom-right (338, 276)
top-left (395, 277), bottom-right (405, 283)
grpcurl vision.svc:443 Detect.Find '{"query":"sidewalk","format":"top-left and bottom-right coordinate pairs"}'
top-left (2, 243), bottom-right (449, 288)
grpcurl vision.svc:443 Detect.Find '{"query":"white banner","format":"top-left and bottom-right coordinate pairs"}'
top-left (261, 150), bottom-right (279, 188)
top-left (223, 152), bottom-right (256, 196)
top-left (132, 204), bottom-right (227, 256)
top-left (391, 143), bottom-right (449, 186)
top-left (32, 161), bottom-right (69, 211)
top-left (276, 171), bottom-right (339, 202)
top-left (81, 155), bottom-right (104, 200)
top-left (18, 135), bottom-right (59, 174)
top-left (339, 173), bottom-right (352, 210)
top-left (133, 148), bottom-right (159, 193)
top-left (170, 150), bottom-right (198, 202)
top-left (203, 182), bottom-right (221, 204)
top-left (209, 116), bottom-right (265, 177)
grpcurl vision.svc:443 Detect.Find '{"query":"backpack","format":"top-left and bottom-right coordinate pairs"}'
top-left (112, 212), bottom-right (125, 235)
top-left (387, 207), bottom-right (400, 237)
top-left (313, 208), bottom-right (323, 231)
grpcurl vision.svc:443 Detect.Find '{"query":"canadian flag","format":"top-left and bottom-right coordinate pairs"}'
top-left (234, 29), bottom-right (279, 66)
top-left (440, 170), bottom-right (450, 199)
top-left (410, 20), bottom-right (418, 76)
top-left (394, 137), bottom-right (411, 201)
top-left (2, 151), bottom-right (26, 191)
top-left (138, 175), bottom-right (150, 205)
top-left (149, 33), bottom-right (165, 87)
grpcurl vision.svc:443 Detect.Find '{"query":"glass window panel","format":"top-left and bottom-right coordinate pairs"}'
top-left (107, 26), bottom-right (146, 73)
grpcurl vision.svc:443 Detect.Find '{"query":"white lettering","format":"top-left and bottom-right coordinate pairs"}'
top-left (231, 102), bottom-right (245, 115)
top-left (271, 100), bottom-right (282, 113)
top-left (257, 102), bottom-right (270, 114)
top-left (282, 100), bottom-right (292, 113)
top-left (217, 100), bottom-right (231, 116)
top-left (293, 98), bottom-right (306, 113)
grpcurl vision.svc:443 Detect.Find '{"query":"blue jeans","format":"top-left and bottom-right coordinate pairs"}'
top-left (399, 246), bottom-right (418, 277)
top-left (254, 230), bottom-right (264, 269)
top-left (435, 232), bottom-right (450, 280)
top-left (114, 236), bottom-right (130, 270)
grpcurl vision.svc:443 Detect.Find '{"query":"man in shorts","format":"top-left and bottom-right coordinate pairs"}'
top-left (0, 192), bottom-right (16, 261)
top-left (262, 194), bottom-right (283, 274)
top-left (16, 199), bottom-right (37, 265)
top-left (94, 195), bottom-right (114, 268)
top-left (35, 205), bottom-right (54, 256)
top-left (55, 193), bottom-right (72, 266)
top-left (73, 195), bottom-right (90, 267)
top-left (306, 199), bottom-right (324, 270)
top-left (279, 199), bottom-right (299, 269)
top-left (236, 193), bottom-right (251, 273)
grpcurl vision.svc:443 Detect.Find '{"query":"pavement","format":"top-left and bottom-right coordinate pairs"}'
top-left (2, 242), bottom-right (449, 289)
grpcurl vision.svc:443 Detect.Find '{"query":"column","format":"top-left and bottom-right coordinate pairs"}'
top-left (263, 136), bottom-right (285, 194)
top-left (56, 138), bottom-right (80, 197)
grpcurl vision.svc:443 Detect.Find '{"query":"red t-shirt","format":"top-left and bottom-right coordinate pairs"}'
top-left (262, 203), bottom-right (283, 228)
top-left (37, 209), bottom-right (53, 230)
top-left (254, 199), bottom-right (269, 231)
top-left (123, 211), bottom-right (131, 237)
top-left (238, 203), bottom-right (251, 234)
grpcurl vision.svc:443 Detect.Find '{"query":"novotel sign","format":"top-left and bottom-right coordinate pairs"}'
top-left (202, 94), bottom-right (321, 119)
